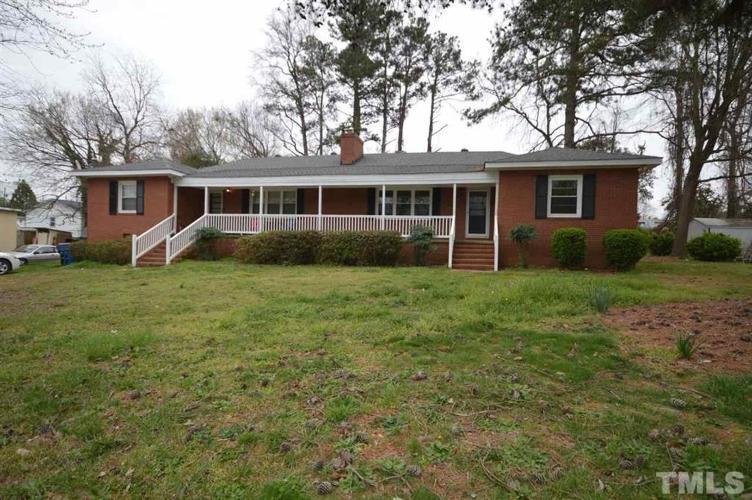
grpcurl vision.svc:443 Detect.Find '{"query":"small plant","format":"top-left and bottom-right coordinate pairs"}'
top-left (649, 230), bottom-right (674, 256)
top-left (551, 227), bottom-right (587, 269)
top-left (603, 229), bottom-right (649, 271)
top-left (195, 227), bottom-right (225, 261)
top-left (676, 332), bottom-right (698, 359)
top-left (408, 225), bottom-right (435, 266)
top-left (686, 232), bottom-right (742, 262)
top-left (509, 224), bottom-right (537, 268)
top-left (590, 285), bottom-right (613, 313)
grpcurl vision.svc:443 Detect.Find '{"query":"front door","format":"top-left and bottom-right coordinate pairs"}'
top-left (466, 189), bottom-right (489, 238)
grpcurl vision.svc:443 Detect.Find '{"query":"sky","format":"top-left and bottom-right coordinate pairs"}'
top-left (0, 0), bottom-right (670, 215)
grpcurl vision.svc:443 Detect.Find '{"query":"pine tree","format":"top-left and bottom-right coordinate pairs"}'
top-left (9, 180), bottom-right (37, 211)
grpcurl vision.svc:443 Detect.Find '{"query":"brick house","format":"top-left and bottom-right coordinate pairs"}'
top-left (74, 133), bottom-right (661, 270)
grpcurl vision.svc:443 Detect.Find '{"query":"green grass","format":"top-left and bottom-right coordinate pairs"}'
top-left (0, 258), bottom-right (751, 498)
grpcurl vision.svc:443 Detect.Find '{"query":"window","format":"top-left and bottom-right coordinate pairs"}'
top-left (118, 180), bottom-right (137, 214)
top-left (250, 189), bottom-right (297, 214)
top-left (548, 175), bottom-right (582, 218)
top-left (49, 217), bottom-right (56, 227)
top-left (376, 188), bottom-right (432, 216)
top-left (209, 191), bottom-right (223, 214)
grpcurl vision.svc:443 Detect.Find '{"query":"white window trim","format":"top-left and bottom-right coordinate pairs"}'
top-left (118, 180), bottom-right (137, 214)
top-left (209, 190), bottom-right (224, 214)
top-left (376, 187), bottom-right (433, 216)
top-left (250, 189), bottom-right (297, 215)
top-left (547, 174), bottom-right (583, 218)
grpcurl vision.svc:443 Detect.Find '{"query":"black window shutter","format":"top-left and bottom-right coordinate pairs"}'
top-left (136, 180), bottom-right (145, 215)
top-left (109, 181), bottom-right (118, 215)
top-left (582, 174), bottom-right (596, 219)
top-left (241, 189), bottom-right (250, 214)
top-left (431, 187), bottom-right (442, 215)
top-left (297, 189), bottom-right (305, 214)
top-left (367, 188), bottom-right (376, 215)
top-left (535, 175), bottom-right (548, 219)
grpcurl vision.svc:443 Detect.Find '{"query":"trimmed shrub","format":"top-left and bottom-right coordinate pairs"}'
top-left (551, 227), bottom-right (587, 269)
top-left (318, 231), bottom-right (402, 266)
top-left (686, 232), bottom-right (741, 262)
top-left (234, 231), bottom-right (321, 265)
top-left (649, 230), bottom-right (674, 256)
top-left (194, 227), bottom-right (225, 261)
top-left (509, 223), bottom-right (537, 268)
top-left (603, 229), bottom-right (649, 271)
top-left (70, 239), bottom-right (130, 265)
top-left (408, 225), bottom-right (435, 266)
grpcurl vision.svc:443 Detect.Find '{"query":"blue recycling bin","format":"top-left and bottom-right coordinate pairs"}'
top-left (57, 243), bottom-right (74, 265)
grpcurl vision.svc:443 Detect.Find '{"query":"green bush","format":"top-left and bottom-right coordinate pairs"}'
top-left (509, 223), bottom-right (537, 268)
top-left (408, 225), bottom-right (435, 266)
top-left (686, 232), bottom-right (741, 262)
top-left (70, 239), bottom-right (131, 265)
top-left (649, 230), bottom-right (674, 256)
top-left (551, 227), bottom-right (587, 269)
top-left (195, 227), bottom-right (225, 261)
top-left (603, 229), bottom-right (649, 271)
top-left (234, 231), bottom-right (321, 265)
top-left (318, 231), bottom-right (402, 266)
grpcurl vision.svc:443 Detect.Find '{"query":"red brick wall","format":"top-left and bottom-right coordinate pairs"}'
top-left (498, 169), bottom-right (639, 268)
top-left (86, 177), bottom-right (174, 241)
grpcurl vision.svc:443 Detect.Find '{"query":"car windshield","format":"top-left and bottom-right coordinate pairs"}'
top-left (15, 245), bottom-right (38, 252)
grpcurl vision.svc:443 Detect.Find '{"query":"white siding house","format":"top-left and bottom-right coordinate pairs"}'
top-left (17, 199), bottom-right (84, 244)
top-left (688, 218), bottom-right (752, 250)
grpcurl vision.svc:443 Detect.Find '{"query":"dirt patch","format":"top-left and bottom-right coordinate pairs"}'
top-left (605, 298), bottom-right (752, 373)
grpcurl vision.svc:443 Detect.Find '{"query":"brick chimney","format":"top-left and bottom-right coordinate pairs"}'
top-left (339, 131), bottom-right (363, 165)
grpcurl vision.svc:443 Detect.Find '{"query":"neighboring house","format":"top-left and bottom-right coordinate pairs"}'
top-left (74, 132), bottom-right (662, 270)
top-left (0, 207), bottom-right (22, 251)
top-left (17, 199), bottom-right (83, 245)
top-left (688, 218), bottom-right (752, 251)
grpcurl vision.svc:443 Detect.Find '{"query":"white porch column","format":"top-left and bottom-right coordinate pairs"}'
top-left (172, 183), bottom-right (178, 233)
top-left (380, 184), bottom-right (386, 230)
top-left (317, 185), bottom-right (323, 231)
top-left (203, 186), bottom-right (209, 214)
top-left (259, 186), bottom-right (264, 232)
top-left (494, 175), bottom-right (500, 271)
top-left (449, 183), bottom-right (457, 269)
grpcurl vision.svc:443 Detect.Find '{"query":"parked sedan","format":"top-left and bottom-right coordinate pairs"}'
top-left (0, 252), bottom-right (23, 275)
top-left (9, 245), bottom-right (61, 264)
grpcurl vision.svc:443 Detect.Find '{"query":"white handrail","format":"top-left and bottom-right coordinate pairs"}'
top-left (131, 214), bottom-right (175, 267)
top-left (493, 213), bottom-right (499, 271)
top-left (166, 214), bottom-right (208, 264)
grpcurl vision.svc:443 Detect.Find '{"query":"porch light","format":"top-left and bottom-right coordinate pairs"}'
top-left (225, 188), bottom-right (231, 193)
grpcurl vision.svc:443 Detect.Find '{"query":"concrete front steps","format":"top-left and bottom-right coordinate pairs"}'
top-left (452, 240), bottom-right (495, 271)
top-left (137, 242), bottom-right (167, 267)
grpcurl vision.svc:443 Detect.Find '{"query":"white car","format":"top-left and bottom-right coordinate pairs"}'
top-left (0, 252), bottom-right (23, 275)
top-left (8, 244), bottom-right (60, 264)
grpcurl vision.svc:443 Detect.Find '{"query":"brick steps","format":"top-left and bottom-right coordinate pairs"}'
top-left (452, 240), bottom-right (494, 271)
top-left (137, 242), bottom-right (167, 267)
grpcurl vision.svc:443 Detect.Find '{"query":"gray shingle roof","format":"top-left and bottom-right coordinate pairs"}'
top-left (489, 147), bottom-right (662, 164)
top-left (82, 159), bottom-right (197, 175)
top-left (192, 151), bottom-right (517, 178)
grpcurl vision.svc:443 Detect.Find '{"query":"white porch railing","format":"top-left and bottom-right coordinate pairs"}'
top-left (161, 213), bottom-right (454, 265)
top-left (131, 214), bottom-right (175, 267)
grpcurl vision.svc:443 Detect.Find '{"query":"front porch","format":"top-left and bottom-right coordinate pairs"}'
top-left (132, 184), bottom-right (498, 270)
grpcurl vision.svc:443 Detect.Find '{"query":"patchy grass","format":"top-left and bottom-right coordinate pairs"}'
top-left (0, 259), bottom-right (751, 498)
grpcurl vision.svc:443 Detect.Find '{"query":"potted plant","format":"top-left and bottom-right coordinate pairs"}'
top-left (509, 224), bottom-right (537, 268)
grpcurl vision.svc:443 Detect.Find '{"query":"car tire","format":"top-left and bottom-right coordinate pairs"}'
top-left (0, 259), bottom-right (10, 275)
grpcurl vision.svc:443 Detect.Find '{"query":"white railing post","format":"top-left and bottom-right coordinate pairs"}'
top-left (449, 183), bottom-right (457, 269)
top-left (165, 235), bottom-right (172, 265)
top-left (131, 234), bottom-right (137, 267)
top-left (317, 185), bottom-right (322, 231)
top-left (380, 185), bottom-right (386, 230)
top-left (259, 186), bottom-right (264, 232)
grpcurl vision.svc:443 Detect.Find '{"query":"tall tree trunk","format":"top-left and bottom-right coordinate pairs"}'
top-left (380, 64), bottom-right (389, 153)
top-left (727, 134), bottom-right (739, 217)
top-left (352, 81), bottom-right (362, 135)
top-left (397, 87), bottom-right (407, 151)
top-left (562, 16), bottom-right (581, 148)
top-left (671, 83), bottom-right (686, 218)
top-left (672, 159), bottom-right (702, 256)
top-left (426, 76), bottom-right (438, 152)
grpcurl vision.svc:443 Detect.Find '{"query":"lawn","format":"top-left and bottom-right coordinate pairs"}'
top-left (0, 259), bottom-right (751, 498)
